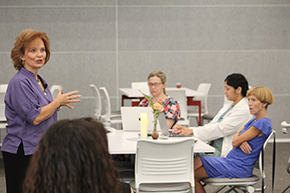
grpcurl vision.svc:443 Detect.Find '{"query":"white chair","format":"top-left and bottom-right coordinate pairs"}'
top-left (202, 130), bottom-right (276, 193)
top-left (132, 139), bottom-right (195, 193)
top-left (50, 85), bottom-right (62, 99)
top-left (166, 89), bottom-right (189, 126)
top-left (131, 82), bottom-right (149, 106)
top-left (89, 84), bottom-right (102, 121)
top-left (0, 84), bottom-right (8, 122)
top-left (99, 87), bottom-right (122, 127)
top-left (0, 84), bottom-right (8, 92)
top-left (131, 82), bottom-right (149, 94)
top-left (203, 95), bottom-right (232, 124)
top-left (187, 83), bottom-right (211, 126)
top-left (0, 93), bottom-right (6, 122)
top-left (0, 84), bottom-right (8, 146)
top-left (281, 121), bottom-right (290, 193)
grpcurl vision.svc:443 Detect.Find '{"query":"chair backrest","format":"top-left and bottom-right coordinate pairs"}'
top-left (166, 89), bottom-right (187, 121)
top-left (99, 87), bottom-right (111, 122)
top-left (89, 84), bottom-right (102, 120)
top-left (135, 139), bottom-right (194, 190)
top-left (0, 84), bottom-right (8, 92)
top-left (131, 82), bottom-right (149, 95)
top-left (0, 92), bottom-right (6, 122)
top-left (256, 130), bottom-right (276, 191)
top-left (50, 85), bottom-right (62, 99)
top-left (0, 84), bottom-right (8, 122)
top-left (195, 83), bottom-right (211, 114)
top-left (281, 121), bottom-right (290, 175)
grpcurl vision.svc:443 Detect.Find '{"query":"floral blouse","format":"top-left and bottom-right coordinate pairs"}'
top-left (139, 95), bottom-right (181, 121)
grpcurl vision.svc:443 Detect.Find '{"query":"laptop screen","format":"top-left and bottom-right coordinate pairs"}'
top-left (121, 107), bottom-right (162, 132)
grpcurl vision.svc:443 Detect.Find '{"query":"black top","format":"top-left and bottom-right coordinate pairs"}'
top-left (120, 181), bottom-right (131, 193)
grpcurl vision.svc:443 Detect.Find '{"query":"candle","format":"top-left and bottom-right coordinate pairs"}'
top-left (140, 113), bottom-right (148, 139)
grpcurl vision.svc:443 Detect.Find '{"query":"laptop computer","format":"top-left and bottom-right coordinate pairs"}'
top-left (121, 107), bottom-right (161, 132)
top-left (158, 114), bottom-right (193, 137)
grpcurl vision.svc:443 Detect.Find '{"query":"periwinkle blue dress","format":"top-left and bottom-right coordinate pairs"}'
top-left (200, 117), bottom-right (272, 178)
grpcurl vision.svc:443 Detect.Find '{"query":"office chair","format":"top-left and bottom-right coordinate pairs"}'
top-left (187, 83), bottom-right (211, 126)
top-left (202, 130), bottom-right (276, 193)
top-left (131, 138), bottom-right (195, 193)
top-left (99, 87), bottom-right (122, 127)
top-left (89, 84), bottom-right (102, 121)
top-left (281, 121), bottom-right (290, 193)
top-left (0, 84), bottom-right (8, 92)
top-left (131, 82), bottom-right (149, 106)
top-left (166, 89), bottom-right (189, 126)
top-left (49, 85), bottom-right (62, 99)
top-left (203, 95), bottom-right (234, 125)
top-left (0, 91), bottom-right (6, 122)
top-left (0, 84), bottom-right (8, 146)
top-left (131, 82), bottom-right (149, 94)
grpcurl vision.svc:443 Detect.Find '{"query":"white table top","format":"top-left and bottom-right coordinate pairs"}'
top-left (119, 87), bottom-right (205, 98)
top-left (107, 130), bottom-right (215, 154)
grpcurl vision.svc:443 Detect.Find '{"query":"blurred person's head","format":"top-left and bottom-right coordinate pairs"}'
top-left (24, 117), bottom-right (122, 193)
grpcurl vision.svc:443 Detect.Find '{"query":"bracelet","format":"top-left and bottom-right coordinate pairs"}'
top-left (57, 106), bottom-right (62, 111)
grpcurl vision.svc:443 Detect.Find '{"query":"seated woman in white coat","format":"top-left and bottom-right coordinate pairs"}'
top-left (173, 73), bottom-right (253, 157)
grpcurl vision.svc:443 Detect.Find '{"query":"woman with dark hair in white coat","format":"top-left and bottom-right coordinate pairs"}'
top-left (173, 73), bottom-right (253, 157)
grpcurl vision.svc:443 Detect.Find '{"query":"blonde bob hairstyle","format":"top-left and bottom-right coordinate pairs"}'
top-left (246, 87), bottom-right (275, 109)
top-left (147, 70), bottom-right (167, 94)
top-left (11, 29), bottom-right (51, 70)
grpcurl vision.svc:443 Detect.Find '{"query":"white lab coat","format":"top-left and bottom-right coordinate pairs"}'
top-left (192, 97), bottom-right (253, 157)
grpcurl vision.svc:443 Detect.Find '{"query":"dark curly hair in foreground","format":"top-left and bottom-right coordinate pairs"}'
top-left (23, 117), bottom-right (122, 193)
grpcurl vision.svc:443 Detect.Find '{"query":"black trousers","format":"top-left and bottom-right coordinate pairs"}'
top-left (2, 143), bottom-right (32, 193)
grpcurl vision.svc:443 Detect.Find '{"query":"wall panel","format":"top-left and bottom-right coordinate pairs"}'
top-left (0, 1), bottom-right (289, 138)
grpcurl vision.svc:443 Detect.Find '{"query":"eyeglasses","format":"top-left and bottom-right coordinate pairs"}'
top-left (147, 82), bottom-right (163, 87)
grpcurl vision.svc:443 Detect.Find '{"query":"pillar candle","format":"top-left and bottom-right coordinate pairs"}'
top-left (140, 113), bottom-right (148, 139)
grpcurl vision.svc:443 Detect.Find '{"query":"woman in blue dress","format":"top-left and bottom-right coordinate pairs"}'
top-left (194, 87), bottom-right (275, 193)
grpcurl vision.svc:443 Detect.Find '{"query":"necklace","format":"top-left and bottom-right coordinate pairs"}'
top-left (37, 79), bottom-right (46, 95)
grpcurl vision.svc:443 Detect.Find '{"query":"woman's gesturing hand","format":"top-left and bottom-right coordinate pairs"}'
top-left (55, 89), bottom-right (81, 109)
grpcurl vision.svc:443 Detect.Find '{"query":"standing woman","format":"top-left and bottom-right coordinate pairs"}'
top-left (194, 87), bottom-right (274, 193)
top-left (139, 71), bottom-right (181, 129)
top-left (1, 29), bottom-right (81, 193)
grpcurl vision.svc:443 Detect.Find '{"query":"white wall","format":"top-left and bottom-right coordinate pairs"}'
top-left (0, 0), bottom-right (290, 138)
